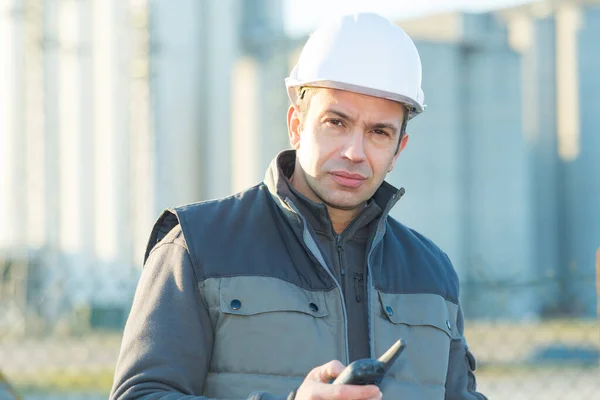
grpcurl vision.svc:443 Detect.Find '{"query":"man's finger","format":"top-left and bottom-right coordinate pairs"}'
top-left (320, 382), bottom-right (381, 400)
top-left (306, 360), bottom-right (346, 383)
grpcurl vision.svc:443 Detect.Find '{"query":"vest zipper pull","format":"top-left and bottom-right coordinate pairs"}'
top-left (354, 273), bottom-right (364, 302)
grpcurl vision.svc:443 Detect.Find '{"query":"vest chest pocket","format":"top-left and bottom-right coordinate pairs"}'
top-left (373, 291), bottom-right (458, 388)
top-left (210, 276), bottom-right (339, 377)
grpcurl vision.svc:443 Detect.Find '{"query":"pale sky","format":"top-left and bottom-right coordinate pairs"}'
top-left (283, 0), bottom-right (538, 36)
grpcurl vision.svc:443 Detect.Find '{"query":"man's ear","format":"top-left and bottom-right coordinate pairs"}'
top-left (388, 133), bottom-right (409, 173)
top-left (287, 105), bottom-right (302, 149)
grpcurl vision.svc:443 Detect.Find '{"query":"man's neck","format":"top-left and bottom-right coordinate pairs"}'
top-left (327, 205), bottom-right (364, 235)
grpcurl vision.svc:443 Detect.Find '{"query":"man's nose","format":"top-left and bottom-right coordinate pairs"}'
top-left (341, 130), bottom-right (367, 163)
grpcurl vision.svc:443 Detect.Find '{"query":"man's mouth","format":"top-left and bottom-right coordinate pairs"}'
top-left (329, 171), bottom-right (367, 188)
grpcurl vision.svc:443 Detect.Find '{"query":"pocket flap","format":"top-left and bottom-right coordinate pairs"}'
top-left (377, 291), bottom-right (458, 338)
top-left (219, 276), bottom-right (329, 318)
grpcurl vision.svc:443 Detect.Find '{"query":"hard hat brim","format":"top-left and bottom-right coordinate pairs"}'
top-left (286, 78), bottom-right (425, 120)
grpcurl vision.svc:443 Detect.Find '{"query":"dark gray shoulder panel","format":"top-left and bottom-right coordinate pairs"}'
top-left (371, 218), bottom-right (460, 304)
top-left (172, 184), bottom-right (335, 291)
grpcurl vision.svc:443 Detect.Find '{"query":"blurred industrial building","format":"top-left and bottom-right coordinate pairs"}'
top-left (0, 0), bottom-right (598, 334)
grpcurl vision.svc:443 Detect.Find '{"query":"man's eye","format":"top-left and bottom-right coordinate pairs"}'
top-left (373, 130), bottom-right (389, 136)
top-left (326, 119), bottom-right (344, 127)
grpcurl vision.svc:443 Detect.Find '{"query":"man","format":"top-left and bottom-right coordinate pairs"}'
top-left (111, 13), bottom-right (487, 400)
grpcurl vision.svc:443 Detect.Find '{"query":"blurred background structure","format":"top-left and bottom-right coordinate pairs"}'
top-left (0, 0), bottom-right (598, 399)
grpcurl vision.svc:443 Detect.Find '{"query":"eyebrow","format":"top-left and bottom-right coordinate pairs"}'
top-left (369, 122), bottom-right (400, 135)
top-left (323, 108), bottom-right (400, 135)
top-left (324, 109), bottom-right (356, 123)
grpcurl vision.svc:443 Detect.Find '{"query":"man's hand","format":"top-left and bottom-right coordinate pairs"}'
top-left (294, 360), bottom-right (382, 400)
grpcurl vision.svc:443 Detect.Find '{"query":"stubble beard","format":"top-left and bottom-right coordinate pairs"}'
top-left (306, 175), bottom-right (368, 212)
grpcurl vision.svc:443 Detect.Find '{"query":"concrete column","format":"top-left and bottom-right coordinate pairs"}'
top-left (24, 0), bottom-right (46, 249)
top-left (388, 42), bottom-right (465, 278)
top-left (0, 0), bottom-right (21, 250)
top-left (203, 0), bottom-right (239, 199)
top-left (151, 0), bottom-right (205, 210)
top-left (129, 0), bottom-right (154, 266)
top-left (111, 0), bottom-right (134, 301)
top-left (255, 49), bottom-right (291, 175)
top-left (92, 0), bottom-right (119, 265)
top-left (57, 0), bottom-right (84, 255)
top-left (76, 0), bottom-right (96, 305)
top-left (510, 14), bottom-right (562, 316)
top-left (459, 15), bottom-right (534, 318)
top-left (231, 57), bottom-right (260, 193)
top-left (55, 0), bottom-right (96, 312)
top-left (246, 0), bottom-right (290, 177)
top-left (528, 16), bottom-right (562, 315)
top-left (90, 0), bottom-right (138, 307)
top-left (563, 5), bottom-right (600, 316)
top-left (41, 0), bottom-right (63, 325)
top-left (555, 4), bottom-right (581, 162)
top-left (230, 53), bottom-right (292, 190)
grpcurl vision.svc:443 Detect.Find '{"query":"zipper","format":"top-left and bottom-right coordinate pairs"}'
top-left (354, 273), bottom-right (364, 302)
top-left (336, 235), bottom-right (345, 294)
top-left (285, 198), bottom-right (350, 364)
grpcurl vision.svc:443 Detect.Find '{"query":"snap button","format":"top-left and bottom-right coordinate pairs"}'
top-left (309, 303), bottom-right (319, 312)
top-left (230, 299), bottom-right (242, 310)
top-left (446, 320), bottom-right (452, 330)
top-left (385, 306), bottom-right (393, 316)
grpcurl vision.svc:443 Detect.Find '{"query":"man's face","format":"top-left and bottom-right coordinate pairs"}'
top-left (287, 88), bottom-right (408, 211)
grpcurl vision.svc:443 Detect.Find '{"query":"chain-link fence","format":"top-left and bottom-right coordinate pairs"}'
top-left (460, 272), bottom-right (599, 399)
top-left (1, 250), bottom-right (598, 400)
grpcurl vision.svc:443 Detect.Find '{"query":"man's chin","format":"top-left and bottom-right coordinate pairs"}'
top-left (321, 197), bottom-right (367, 212)
top-left (310, 184), bottom-right (371, 211)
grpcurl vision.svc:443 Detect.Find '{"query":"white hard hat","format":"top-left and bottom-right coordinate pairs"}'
top-left (286, 13), bottom-right (425, 119)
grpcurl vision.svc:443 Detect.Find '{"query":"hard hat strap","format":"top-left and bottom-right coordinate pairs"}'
top-left (299, 87), bottom-right (307, 100)
top-left (400, 113), bottom-right (408, 136)
top-left (395, 115), bottom-right (409, 154)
